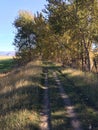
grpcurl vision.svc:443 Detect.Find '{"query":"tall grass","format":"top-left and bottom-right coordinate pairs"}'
top-left (62, 68), bottom-right (98, 107)
top-left (0, 60), bottom-right (42, 130)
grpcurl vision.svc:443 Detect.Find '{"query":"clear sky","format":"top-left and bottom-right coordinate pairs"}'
top-left (0, 0), bottom-right (46, 51)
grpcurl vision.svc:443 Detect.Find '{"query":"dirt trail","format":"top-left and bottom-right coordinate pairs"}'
top-left (53, 71), bottom-right (83, 130)
top-left (40, 70), bottom-right (52, 130)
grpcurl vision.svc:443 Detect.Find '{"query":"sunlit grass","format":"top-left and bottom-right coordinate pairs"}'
top-left (0, 60), bottom-right (42, 130)
top-left (0, 110), bottom-right (39, 130)
top-left (0, 56), bottom-right (13, 60)
top-left (62, 68), bottom-right (98, 87)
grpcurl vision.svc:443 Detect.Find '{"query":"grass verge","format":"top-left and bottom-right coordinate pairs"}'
top-left (0, 60), bottom-right (42, 130)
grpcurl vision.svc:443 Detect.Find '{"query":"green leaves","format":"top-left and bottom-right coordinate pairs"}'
top-left (13, 1), bottom-right (98, 70)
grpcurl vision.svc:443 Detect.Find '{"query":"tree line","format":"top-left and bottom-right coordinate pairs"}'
top-left (13, 0), bottom-right (98, 72)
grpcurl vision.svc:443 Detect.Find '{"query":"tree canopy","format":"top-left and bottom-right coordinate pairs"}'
top-left (13, 1), bottom-right (98, 71)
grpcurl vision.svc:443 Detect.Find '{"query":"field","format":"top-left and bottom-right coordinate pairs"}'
top-left (0, 56), bottom-right (14, 73)
top-left (0, 56), bottom-right (13, 60)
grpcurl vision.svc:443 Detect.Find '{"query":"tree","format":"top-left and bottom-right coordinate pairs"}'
top-left (13, 10), bottom-right (36, 63)
top-left (13, 1), bottom-right (98, 71)
top-left (44, 0), bottom-right (98, 71)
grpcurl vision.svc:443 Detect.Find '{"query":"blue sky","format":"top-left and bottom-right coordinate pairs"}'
top-left (0, 0), bottom-right (46, 51)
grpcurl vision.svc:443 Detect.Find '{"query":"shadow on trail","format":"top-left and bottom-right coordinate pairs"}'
top-left (0, 85), bottom-right (40, 116)
top-left (47, 71), bottom-right (73, 130)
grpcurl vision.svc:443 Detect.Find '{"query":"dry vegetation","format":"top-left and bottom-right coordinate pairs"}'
top-left (0, 59), bottom-right (98, 130)
top-left (0, 56), bottom-right (13, 60)
top-left (0, 60), bottom-right (42, 130)
top-left (62, 68), bottom-right (98, 87)
top-left (61, 68), bottom-right (98, 106)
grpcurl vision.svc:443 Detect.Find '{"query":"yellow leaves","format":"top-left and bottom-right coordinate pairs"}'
top-left (18, 10), bottom-right (34, 22)
top-left (15, 10), bottom-right (34, 28)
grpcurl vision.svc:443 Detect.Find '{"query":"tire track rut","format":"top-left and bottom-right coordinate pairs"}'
top-left (40, 66), bottom-right (83, 130)
top-left (40, 70), bottom-right (52, 130)
top-left (53, 71), bottom-right (83, 130)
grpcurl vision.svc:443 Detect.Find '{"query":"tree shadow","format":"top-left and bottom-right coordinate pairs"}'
top-left (24, 123), bottom-right (39, 130)
top-left (0, 84), bottom-right (41, 116)
top-left (47, 75), bottom-right (73, 130)
top-left (52, 115), bottom-right (72, 130)
top-left (0, 61), bottom-right (45, 130)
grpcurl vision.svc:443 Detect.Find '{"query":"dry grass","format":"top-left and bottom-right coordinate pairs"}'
top-left (62, 68), bottom-right (98, 87)
top-left (62, 68), bottom-right (98, 107)
top-left (0, 56), bottom-right (13, 60)
top-left (0, 60), bottom-right (42, 130)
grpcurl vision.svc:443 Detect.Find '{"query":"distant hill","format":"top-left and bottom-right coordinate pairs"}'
top-left (0, 51), bottom-right (15, 56)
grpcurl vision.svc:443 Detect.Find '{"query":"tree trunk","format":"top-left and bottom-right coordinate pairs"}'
top-left (83, 41), bottom-right (91, 71)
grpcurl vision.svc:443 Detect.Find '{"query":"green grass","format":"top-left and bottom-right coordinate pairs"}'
top-left (0, 58), bottom-right (15, 73)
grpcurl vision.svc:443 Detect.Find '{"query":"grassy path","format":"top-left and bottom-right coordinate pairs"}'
top-left (41, 62), bottom-right (83, 130)
top-left (41, 62), bottom-right (98, 130)
top-left (1, 60), bottom-right (97, 129)
top-left (53, 71), bottom-right (82, 130)
top-left (40, 69), bottom-right (52, 130)
top-left (48, 67), bottom-right (68, 130)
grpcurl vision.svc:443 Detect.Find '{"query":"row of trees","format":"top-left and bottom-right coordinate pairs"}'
top-left (13, 0), bottom-right (98, 71)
